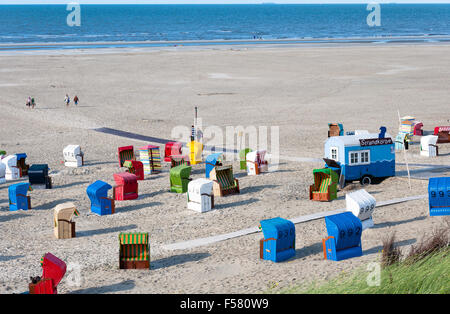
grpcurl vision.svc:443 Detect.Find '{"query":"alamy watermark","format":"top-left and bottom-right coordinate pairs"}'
top-left (367, 3), bottom-right (381, 27)
top-left (67, 2), bottom-right (81, 27)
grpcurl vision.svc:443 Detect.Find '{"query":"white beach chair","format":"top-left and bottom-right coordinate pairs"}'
top-left (246, 150), bottom-right (269, 176)
top-left (63, 145), bottom-right (84, 167)
top-left (346, 189), bottom-right (376, 230)
top-left (2, 155), bottom-right (19, 180)
top-left (187, 178), bottom-right (214, 213)
top-left (0, 163), bottom-right (6, 184)
top-left (420, 135), bottom-right (439, 157)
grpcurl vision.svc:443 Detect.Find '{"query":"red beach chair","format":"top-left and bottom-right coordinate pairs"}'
top-left (29, 253), bottom-right (66, 294)
top-left (113, 172), bottom-right (138, 201)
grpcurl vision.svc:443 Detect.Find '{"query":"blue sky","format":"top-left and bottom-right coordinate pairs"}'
top-left (2, 0), bottom-right (450, 4)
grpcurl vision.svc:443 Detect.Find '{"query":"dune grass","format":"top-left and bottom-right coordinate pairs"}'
top-left (279, 246), bottom-right (449, 294)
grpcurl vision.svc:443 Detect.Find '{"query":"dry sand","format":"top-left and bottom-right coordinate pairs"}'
top-left (0, 43), bottom-right (449, 294)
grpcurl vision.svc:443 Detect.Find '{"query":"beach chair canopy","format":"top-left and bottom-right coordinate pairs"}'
top-left (421, 135), bottom-right (438, 149)
top-left (86, 180), bottom-right (112, 201)
top-left (239, 148), bottom-right (252, 169)
top-left (345, 189), bottom-right (376, 222)
top-left (325, 212), bottom-right (362, 251)
top-left (260, 217), bottom-right (295, 248)
top-left (16, 153), bottom-right (27, 161)
top-left (28, 164), bottom-right (50, 184)
top-left (312, 168), bottom-right (338, 190)
top-left (205, 153), bottom-right (223, 179)
top-left (434, 126), bottom-right (450, 135)
top-left (170, 165), bottom-right (191, 179)
top-left (63, 145), bottom-right (82, 160)
top-left (114, 172), bottom-right (138, 186)
top-left (54, 202), bottom-right (79, 224)
top-left (8, 182), bottom-right (30, 203)
top-left (41, 253), bottom-right (67, 288)
top-left (123, 160), bottom-right (142, 171)
top-left (2, 155), bottom-right (17, 168)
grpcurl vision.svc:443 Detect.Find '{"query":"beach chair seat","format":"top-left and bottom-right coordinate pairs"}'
top-left (170, 155), bottom-right (190, 168)
top-left (118, 146), bottom-right (135, 167)
top-left (309, 168), bottom-right (338, 202)
top-left (210, 166), bottom-right (239, 197)
top-left (170, 165), bottom-right (192, 193)
top-left (16, 153), bottom-right (30, 176)
top-left (123, 160), bottom-right (144, 180)
top-left (119, 232), bottom-right (150, 269)
top-left (29, 253), bottom-right (66, 294)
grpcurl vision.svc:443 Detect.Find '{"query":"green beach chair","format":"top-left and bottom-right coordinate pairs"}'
top-left (239, 148), bottom-right (252, 170)
top-left (170, 165), bottom-right (192, 193)
top-left (119, 232), bottom-right (150, 269)
top-left (309, 168), bottom-right (338, 202)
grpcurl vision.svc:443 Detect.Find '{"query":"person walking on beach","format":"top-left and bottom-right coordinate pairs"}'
top-left (73, 95), bottom-right (79, 106)
top-left (31, 97), bottom-right (35, 109)
top-left (65, 94), bottom-right (70, 107)
top-left (26, 96), bottom-right (31, 108)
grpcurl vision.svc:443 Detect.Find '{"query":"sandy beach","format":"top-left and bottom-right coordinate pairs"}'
top-left (0, 43), bottom-right (449, 294)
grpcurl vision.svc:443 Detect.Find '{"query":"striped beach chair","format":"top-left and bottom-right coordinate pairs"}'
top-left (309, 168), bottom-right (338, 202)
top-left (118, 146), bottom-right (135, 167)
top-left (210, 165), bottom-right (239, 197)
top-left (119, 232), bottom-right (150, 269)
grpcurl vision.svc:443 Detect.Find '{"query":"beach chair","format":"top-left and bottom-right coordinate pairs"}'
top-left (113, 172), bottom-right (138, 201)
top-left (420, 135), bottom-right (439, 157)
top-left (309, 168), bottom-right (338, 202)
top-left (119, 232), bottom-right (150, 269)
top-left (16, 153), bottom-right (30, 176)
top-left (0, 163), bottom-right (5, 184)
top-left (328, 123), bottom-right (344, 137)
top-left (187, 178), bottom-right (214, 213)
top-left (28, 164), bottom-right (52, 189)
top-left (395, 132), bottom-right (410, 150)
top-left (246, 150), bottom-right (268, 176)
top-left (53, 202), bottom-right (79, 239)
top-left (123, 160), bottom-right (144, 180)
top-left (413, 122), bottom-right (424, 136)
top-left (139, 145), bottom-right (161, 175)
top-left (428, 177), bottom-right (450, 216)
top-left (29, 253), bottom-right (66, 294)
top-left (8, 182), bottom-right (31, 211)
top-left (345, 189), bottom-right (376, 230)
top-left (63, 145), bottom-right (84, 168)
top-left (189, 141), bottom-right (203, 165)
top-left (205, 153), bottom-right (223, 179)
top-left (259, 217), bottom-right (295, 263)
top-left (434, 126), bottom-right (450, 144)
top-left (87, 180), bottom-right (115, 216)
top-left (118, 146), bottom-right (135, 167)
top-left (170, 165), bottom-right (192, 193)
top-left (322, 212), bottom-right (362, 261)
top-left (164, 142), bottom-right (182, 162)
top-left (170, 155), bottom-right (190, 168)
top-left (210, 165), bottom-right (239, 197)
top-left (239, 148), bottom-right (252, 170)
top-left (2, 155), bottom-right (19, 180)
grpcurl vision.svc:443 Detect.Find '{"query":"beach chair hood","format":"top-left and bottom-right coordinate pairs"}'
top-left (325, 212), bottom-right (362, 251)
top-left (41, 253), bottom-right (67, 288)
top-left (205, 153), bottom-right (223, 179)
top-left (345, 189), bottom-right (376, 223)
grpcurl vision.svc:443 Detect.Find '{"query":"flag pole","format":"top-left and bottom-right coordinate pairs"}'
top-left (397, 110), bottom-right (412, 190)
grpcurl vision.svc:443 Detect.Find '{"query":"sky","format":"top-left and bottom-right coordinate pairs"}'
top-left (1, 0), bottom-right (450, 4)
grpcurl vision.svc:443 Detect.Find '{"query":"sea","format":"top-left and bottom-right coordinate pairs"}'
top-left (1, 4), bottom-right (450, 50)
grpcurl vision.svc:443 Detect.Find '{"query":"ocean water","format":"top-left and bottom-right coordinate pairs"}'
top-left (0, 4), bottom-right (450, 45)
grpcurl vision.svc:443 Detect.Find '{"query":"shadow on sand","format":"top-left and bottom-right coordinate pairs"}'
top-left (151, 252), bottom-right (210, 270)
top-left (77, 224), bottom-right (138, 237)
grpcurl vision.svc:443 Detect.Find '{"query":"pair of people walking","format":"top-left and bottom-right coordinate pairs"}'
top-left (65, 94), bottom-right (79, 106)
top-left (26, 96), bottom-right (35, 109)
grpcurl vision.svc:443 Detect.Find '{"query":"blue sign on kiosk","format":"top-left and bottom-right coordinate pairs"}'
top-left (428, 177), bottom-right (450, 216)
top-left (259, 217), bottom-right (295, 263)
top-left (322, 212), bottom-right (362, 261)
